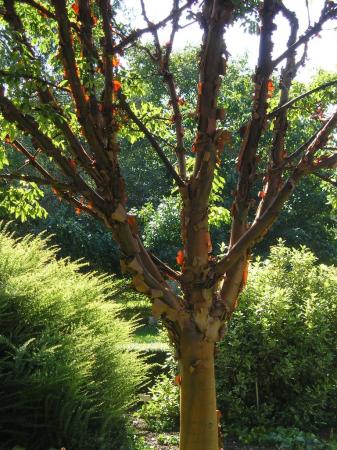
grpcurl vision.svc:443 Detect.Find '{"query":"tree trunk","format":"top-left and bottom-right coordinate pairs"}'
top-left (179, 328), bottom-right (218, 450)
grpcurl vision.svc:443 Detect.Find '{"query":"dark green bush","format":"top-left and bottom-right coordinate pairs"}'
top-left (216, 242), bottom-right (337, 432)
top-left (0, 228), bottom-right (147, 450)
top-left (238, 426), bottom-right (336, 449)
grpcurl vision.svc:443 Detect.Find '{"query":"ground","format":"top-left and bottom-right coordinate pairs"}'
top-left (133, 418), bottom-right (269, 450)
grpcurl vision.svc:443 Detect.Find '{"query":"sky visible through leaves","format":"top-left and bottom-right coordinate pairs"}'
top-left (121, 0), bottom-right (337, 81)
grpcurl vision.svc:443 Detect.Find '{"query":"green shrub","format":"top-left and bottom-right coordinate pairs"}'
top-left (236, 426), bottom-right (337, 449)
top-left (138, 355), bottom-right (179, 432)
top-left (138, 373), bottom-right (180, 432)
top-left (0, 228), bottom-right (147, 450)
top-left (12, 195), bottom-right (120, 273)
top-left (141, 197), bottom-right (181, 266)
top-left (216, 242), bottom-right (337, 432)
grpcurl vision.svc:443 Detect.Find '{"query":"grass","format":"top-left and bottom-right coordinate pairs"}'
top-left (111, 278), bottom-right (167, 345)
top-left (133, 323), bottom-right (165, 344)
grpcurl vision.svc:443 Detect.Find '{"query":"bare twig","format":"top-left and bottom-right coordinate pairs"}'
top-left (272, 2), bottom-right (337, 68)
top-left (114, 0), bottom-right (196, 54)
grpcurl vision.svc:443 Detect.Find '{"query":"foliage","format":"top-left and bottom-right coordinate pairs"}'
top-left (256, 175), bottom-right (337, 264)
top-left (157, 434), bottom-right (180, 446)
top-left (140, 197), bottom-right (182, 265)
top-left (11, 192), bottom-right (121, 273)
top-left (138, 355), bottom-right (179, 432)
top-left (112, 277), bottom-right (153, 321)
top-left (0, 227), bottom-right (147, 450)
top-left (138, 243), bottom-right (337, 435)
top-left (236, 426), bottom-right (337, 449)
top-left (138, 159), bottom-right (230, 266)
top-left (0, 181), bottom-right (47, 222)
top-left (216, 243), bottom-right (337, 431)
top-left (138, 373), bottom-right (180, 432)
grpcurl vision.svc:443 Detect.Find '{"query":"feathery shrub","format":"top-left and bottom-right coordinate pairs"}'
top-left (0, 228), bottom-right (147, 450)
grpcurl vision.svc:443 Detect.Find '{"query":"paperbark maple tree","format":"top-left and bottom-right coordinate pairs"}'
top-left (0, 1), bottom-right (337, 449)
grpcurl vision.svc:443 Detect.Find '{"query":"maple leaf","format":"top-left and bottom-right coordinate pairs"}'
top-left (75, 207), bottom-right (82, 215)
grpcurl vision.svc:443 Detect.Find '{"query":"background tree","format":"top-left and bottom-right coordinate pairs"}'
top-left (0, 1), bottom-right (336, 449)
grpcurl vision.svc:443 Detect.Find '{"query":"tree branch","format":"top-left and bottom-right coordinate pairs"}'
top-left (113, 0), bottom-right (196, 54)
top-left (52, 0), bottom-right (111, 170)
top-left (272, 2), bottom-right (337, 68)
top-left (0, 94), bottom-right (105, 208)
top-left (212, 108), bottom-right (337, 286)
top-left (10, 139), bottom-right (57, 182)
top-left (161, 0), bottom-right (187, 179)
top-left (312, 171), bottom-right (337, 187)
top-left (118, 94), bottom-right (186, 187)
top-left (268, 79), bottom-right (337, 119)
top-left (0, 173), bottom-right (70, 190)
top-left (149, 251), bottom-right (181, 280)
top-left (0, 69), bottom-right (71, 93)
top-left (99, 0), bottom-right (117, 154)
top-left (2, 0), bottom-right (104, 186)
top-left (255, 3), bottom-right (299, 221)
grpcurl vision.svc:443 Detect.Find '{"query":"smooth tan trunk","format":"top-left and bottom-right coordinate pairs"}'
top-left (179, 330), bottom-right (218, 450)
